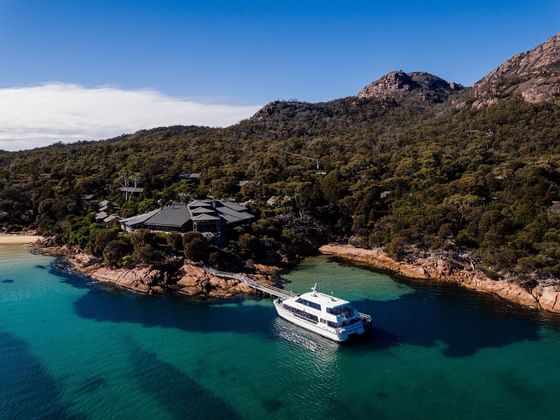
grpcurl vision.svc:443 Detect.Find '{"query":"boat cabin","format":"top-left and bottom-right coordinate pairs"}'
top-left (283, 291), bottom-right (360, 328)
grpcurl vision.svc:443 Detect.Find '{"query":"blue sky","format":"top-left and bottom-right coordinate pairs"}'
top-left (0, 1), bottom-right (558, 150)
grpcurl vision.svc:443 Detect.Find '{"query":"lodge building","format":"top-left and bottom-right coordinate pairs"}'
top-left (119, 199), bottom-right (254, 235)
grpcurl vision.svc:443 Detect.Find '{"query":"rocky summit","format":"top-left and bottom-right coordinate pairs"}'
top-left (471, 33), bottom-right (560, 108)
top-left (357, 70), bottom-right (464, 103)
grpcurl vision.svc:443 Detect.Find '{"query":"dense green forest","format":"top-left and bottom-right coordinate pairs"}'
top-left (1, 96), bottom-right (560, 281)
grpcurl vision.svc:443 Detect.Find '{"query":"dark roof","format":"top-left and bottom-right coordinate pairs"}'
top-left (179, 172), bottom-right (201, 180)
top-left (121, 199), bottom-right (254, 230)
top-left (120, 209), bottom-right (162, 227)
top-left (215, 200), bottom-right (249, 213)
top-left (188, 199), bottom-right (214, 208)
top-left (96, 211), bottom-right (109, 220)
top-left (103, 215), bottom-right (119, 223)
top-left (189, 199), bottom-right (254, 225)
top-left (119, 187), bottom-right (144, 193)
top-left (217, 206), bottom-right (254, 224)
top-left (191, 214), bottom-right (220, 222)
top-left (144, 203), bottom-right (191, 228)
top-left (190, 207), bottom-right (215, 214)
top-left (187, 199), bottom-right (254, 225)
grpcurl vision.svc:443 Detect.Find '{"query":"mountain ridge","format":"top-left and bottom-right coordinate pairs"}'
top-left (471, 33), bottom-right (560, 107)
top-left (250, 33), bottom-right (560, 121)
top-left (357, 70), bottom-right (464, 103)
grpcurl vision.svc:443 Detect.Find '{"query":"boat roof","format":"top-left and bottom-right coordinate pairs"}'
top-left (298, 291), bottom-right (350, 308)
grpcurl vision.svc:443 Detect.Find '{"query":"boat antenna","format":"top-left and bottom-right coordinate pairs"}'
top-left (311, 283), bottom-right (317, 295)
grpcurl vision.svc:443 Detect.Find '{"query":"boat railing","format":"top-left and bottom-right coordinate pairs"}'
top-left (359, 313), bottom-right (373, 329)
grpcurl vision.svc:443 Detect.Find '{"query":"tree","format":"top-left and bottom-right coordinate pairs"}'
top-left (166, 232), bottom-right (184, 255)
top-left (103, 239), bottom-right (131, 267)
top-left (131, 229), bottom-right (162, 264)
top-left (184, 232), bottom-right (209, 262)
top-left (91, 228), bottom-right (119, 257)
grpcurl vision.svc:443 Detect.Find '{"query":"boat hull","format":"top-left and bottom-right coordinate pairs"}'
top-left (273, 300), bottom-right (365, 342)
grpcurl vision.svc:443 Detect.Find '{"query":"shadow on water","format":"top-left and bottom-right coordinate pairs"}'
top-left (49, 260), bottom-right (93, 290)
top-left (53, 258), bottom-right (560, 356)
top-left (52, 259), bottom-right (276, 336)
top-left (73, 288), bottom-right (275, 335)
top-left (0, 330), bottom-right (76, 419)
top-left (350, 281), bottom-right (560, 357)
top-left (126, 340), bottom-right (241, 419)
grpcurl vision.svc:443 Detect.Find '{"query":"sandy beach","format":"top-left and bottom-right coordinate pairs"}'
top-left (0, 234), bottom-right (43, 245)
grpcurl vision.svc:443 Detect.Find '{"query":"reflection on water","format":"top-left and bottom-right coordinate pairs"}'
top-left (271, 317), bottom-right (340, 354)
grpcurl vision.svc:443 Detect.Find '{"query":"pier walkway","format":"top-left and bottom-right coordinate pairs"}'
top-left (207, 267), bottom-right (296, 299)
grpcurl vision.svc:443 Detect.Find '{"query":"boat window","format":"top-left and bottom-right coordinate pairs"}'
top-left (283, 304), bottom-right (319, 323)
top-left (327, 321), bottom-right (338, 328)
top-left (327, 305), bottom-right (355, 317)
top-left (296, 298), bottom-right (321, 311)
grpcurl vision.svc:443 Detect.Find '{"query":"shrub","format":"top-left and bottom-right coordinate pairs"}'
top-left (91, 228), bottom-right (119, 257)
top-left (166, 232), bottom-right (184, 255)
top-left (184, 234), bottom-right (209, 262)
top-left (103, 239), bottom-right (131, 267)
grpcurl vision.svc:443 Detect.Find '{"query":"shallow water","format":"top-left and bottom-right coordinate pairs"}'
top-left (1, 245), bottom-right (560, 419)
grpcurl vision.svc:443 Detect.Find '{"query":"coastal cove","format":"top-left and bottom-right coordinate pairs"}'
top-left (2, 5), bottom-right (560, 419)
top-left (36, 236), bottom-right (560, 316)
top-left (2, 243), bottom-right (560, 419)
top-left (320, 244), bottom-right (560, 314)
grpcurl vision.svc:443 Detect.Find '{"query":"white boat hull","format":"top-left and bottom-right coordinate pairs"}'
top-left (273, 299), bottom-right (365, 342)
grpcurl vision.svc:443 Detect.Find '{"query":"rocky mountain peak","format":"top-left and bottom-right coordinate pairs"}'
top-left (357, 70), bottom-right (463, 103)
top-left (472, 33), bottom-right (560, 107)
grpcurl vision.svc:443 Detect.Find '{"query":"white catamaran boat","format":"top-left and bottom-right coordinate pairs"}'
top-left (273, 285), bottom-right (371, 342)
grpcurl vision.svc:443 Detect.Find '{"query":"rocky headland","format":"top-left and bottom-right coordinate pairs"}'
top-left (320, 244), bottom-right (560, 314)
top-left (35, 241), bottom-right (275, 298)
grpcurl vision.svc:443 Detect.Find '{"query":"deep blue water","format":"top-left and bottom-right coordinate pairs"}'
top-left (1, 243), bottom-right (560, 419)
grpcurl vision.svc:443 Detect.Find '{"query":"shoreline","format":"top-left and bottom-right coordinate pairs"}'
top-left (0, 233), bottom-right (43, 245)
top-left (320, 243), bottom-right (560, 314)
top-left (27, 238), bottom-right (560, 314)
top-left (33, 242), bottom-right (271, 298)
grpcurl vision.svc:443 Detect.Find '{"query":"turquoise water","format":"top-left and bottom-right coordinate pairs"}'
top-left (2, 244), bottom-right (560, 419)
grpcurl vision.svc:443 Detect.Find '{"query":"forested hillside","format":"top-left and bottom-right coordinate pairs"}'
top-left (1, 34), bottom-right (560, 282)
